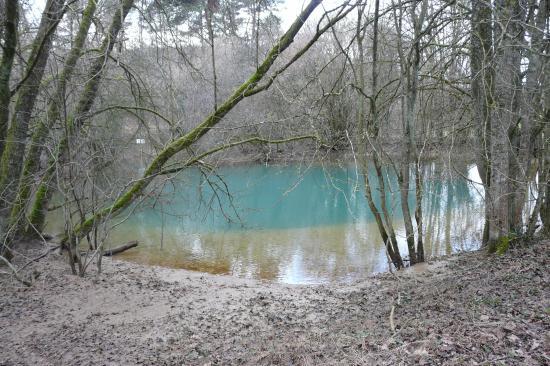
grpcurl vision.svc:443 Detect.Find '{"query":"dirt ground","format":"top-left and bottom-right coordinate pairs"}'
top-left (1, 239), bottom-right (548, 365)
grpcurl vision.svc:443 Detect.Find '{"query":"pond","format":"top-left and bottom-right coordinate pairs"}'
top-left (48, 161), bottom-right (485, 284)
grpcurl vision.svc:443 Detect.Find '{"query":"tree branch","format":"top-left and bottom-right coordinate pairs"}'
top-left (159, 135), bottom-right (324, 175)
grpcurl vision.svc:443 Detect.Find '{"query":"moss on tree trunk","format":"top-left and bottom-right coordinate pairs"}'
top-left (0, 0), bottom-right (19, 157)
top-left (9, 0), bottom-right (97, 238)
top-left (0, 0), bottom-right (66, 209)
top-left (26, 0), bottom-right (135, 235)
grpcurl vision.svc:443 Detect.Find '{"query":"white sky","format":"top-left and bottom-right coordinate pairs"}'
top-left (278, 0), bottom-right (344, 29)
top-left (30, 0), bottom-right (346, 31)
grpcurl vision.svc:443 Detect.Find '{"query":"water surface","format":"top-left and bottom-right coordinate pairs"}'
top-left (49, 162), bottom-right (484, 284)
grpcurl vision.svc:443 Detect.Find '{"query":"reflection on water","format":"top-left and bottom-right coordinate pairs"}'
top-left (47, 161), bottom-right (484, 284)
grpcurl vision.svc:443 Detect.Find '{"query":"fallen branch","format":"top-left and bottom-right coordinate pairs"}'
top-left (19, 244), bottom-right (60, 272)
top-left (389, 292), bottom-right (401, 333)
top-left (389, 305), bottom-right (396, 333)
top-left (0, 255), bottom-right (32, 286)
top-left (101, 241), bottom-right (138, 257)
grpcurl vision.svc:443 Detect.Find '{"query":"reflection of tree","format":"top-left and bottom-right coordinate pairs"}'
top-left (445, 181), bottom-right (454, 255)
top-left (423, 164), bottom-right (442, 256)
top-left (420, 163), bottom-right (483, 257)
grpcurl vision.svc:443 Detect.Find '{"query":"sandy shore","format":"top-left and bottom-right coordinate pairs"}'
top-left (1, 240), bottom-right (548, 365)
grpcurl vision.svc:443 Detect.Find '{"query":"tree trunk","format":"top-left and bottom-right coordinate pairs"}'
top-left (541, 159), bottom-right (550, 236)
top-left (540, 84), bottom-right (550, 235)
top-left (0, 0), bottom-right (66, 208)
top-left (521, 0), bottom-right (548, 237)
top-left (206, 2), bottom-right (218, 110)
top-left (356, 0), bottom-right (404, 269)
top-left (9, 0), bottom-right (97, 238)
top-left (394, 0), bottom-right (427, 264)
top-left (0, 0), bottom-right (18, 157)
top-left (0, 0), bottom-right (65, 257)
top-left (470, 0), bottom-right (493, 245)
top-left (27, 0), bottom-right (135, 235)
top-left (487, 0), bottom-right (523, 245)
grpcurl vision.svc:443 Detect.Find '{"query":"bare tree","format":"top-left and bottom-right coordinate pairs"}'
top-left (471, 0), bottom-right (549, 247)
top-left (0, 0), bottom-right (66, 206)
top-left (7, 0), bottom-right (98, 240)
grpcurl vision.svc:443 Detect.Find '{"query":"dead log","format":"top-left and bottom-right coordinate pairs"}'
top-left (102, 241), bottom-right (138, 256)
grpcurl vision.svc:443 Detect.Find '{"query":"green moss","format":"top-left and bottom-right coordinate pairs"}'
top-left (495, 236), bottom-right (511, 255)
top-left (27, 182), bottom-right (48, 232)
top-left (0, 132), bottom-right (14, 186)
top-left (488, 234), bottom-right (518, 255)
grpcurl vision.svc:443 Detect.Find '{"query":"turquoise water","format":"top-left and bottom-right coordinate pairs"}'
top-left (49, 162), bottom-right (485, 284)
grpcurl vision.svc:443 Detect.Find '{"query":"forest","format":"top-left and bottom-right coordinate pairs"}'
top-left (0, 0), bottom-right (548, 364)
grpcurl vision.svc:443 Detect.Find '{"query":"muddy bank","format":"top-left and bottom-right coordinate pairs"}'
top-left (1, 240), bottom-right (548, 365)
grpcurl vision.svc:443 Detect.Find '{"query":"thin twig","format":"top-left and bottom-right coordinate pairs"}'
top-left (0, 256), bottom-right (32, 286)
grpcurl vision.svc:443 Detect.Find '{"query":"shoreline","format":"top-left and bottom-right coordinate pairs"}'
top-left (1, 239), bottom-right (548, 365)
top-left (197, 144), bottom-right (478, 167)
